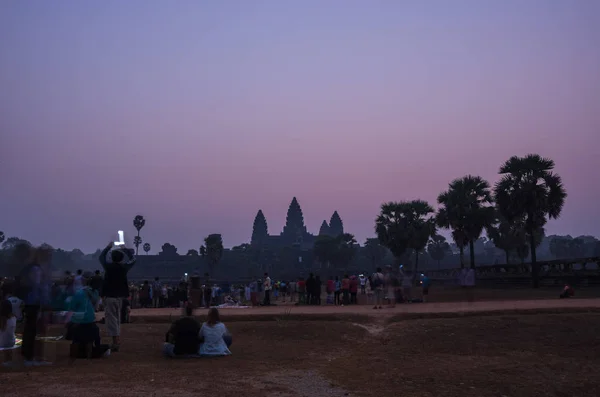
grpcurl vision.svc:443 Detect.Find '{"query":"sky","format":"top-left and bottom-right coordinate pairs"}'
top-left (1, 1), bottom-right (599, 254)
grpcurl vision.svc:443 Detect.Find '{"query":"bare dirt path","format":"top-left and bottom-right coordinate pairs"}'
top-left (127, 298), bottom-right (600, 318)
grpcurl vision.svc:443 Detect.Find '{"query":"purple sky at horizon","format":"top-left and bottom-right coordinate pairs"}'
top-left (1, 1), bottom-right (599, 254)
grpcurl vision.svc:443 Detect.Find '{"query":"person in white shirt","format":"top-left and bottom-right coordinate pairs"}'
top-left (263, 273), bottom-right (272, 306)
top-left (359, 274), bottom-right (367, 294)
top-left (73, 269), bottom-right (84, 292)
top-left (5, 293), bottom-right (23, 322)
top-left (0, 299), bottom-right (17, 349)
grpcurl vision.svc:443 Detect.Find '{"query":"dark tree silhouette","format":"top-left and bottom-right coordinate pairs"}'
top-left (133, 215), bottom-right (146, 255)
top-left (186, 249), bottom-right (199, 256)
top-left (314, 233), bottom-right (356, 269)
top-left (318, 220), bottom-right (330, 236)
top-left (313, 235), bottom-right (336, 268)
top-left (133, 236), bottom-right (142, 254)
top-left (328, 211), bottom-right (344, 237)
top-left (427, 235), bottom-right (451, 268)
top-left (364, 238), bottom-right (387, 270)
top-left (437, 175), bottom-right (495, 269)
top-left (376, 200), bottom-right (436, 275)
top-left (203, 234), bottom-right (224, 277)
top-left (495, 154), bottom-right (567, 288)
top-left (143, 243), bottom-right (151, 255)
top-left (2, 236), bottom-right (30, 251)
top-left (159, 243), bottom-right (178, 257)
top-left (0, 231), bottom-right (4, 245)
top-left (251, 210), bottom-right (268, 246)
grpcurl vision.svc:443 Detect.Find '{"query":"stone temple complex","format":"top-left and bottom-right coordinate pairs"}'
top-left (251, 197), bottom-right (344, 250)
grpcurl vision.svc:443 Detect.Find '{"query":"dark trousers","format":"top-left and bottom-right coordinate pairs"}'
top-left (264, 290), bottom-right (271, 305)
top-left (203, 289), bottom-right (212, 308)
top-left (334, 291), bottom-right (341, 305)
top-left (351, 292), bottom-right (357, 304)
top-left (22, 305), bottom-right (40, 361)
top-left (306, 293), bottom-right (313, 305)
top-left (342, 290), bottom-right (350, 305)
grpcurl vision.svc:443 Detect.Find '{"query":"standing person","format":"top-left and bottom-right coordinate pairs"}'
top-left (384, 266), bottom-right (397, 307)
top-left (90, 270), bottom-right (103, 296)
top-left (421, 273), bottom-right (431, 302)
top-left (314, 276), bottom-right (322, 305)
top-left (288, 279), bottom-right (297, 303)
top-left (305, 274), bottom-right (315, 305)
top-left (16, 245), bottom-right (53, 366)
top-left (359, 274), bottom-right (367, 294)
top-left (152, 277), bottom-right (162, 308)
top-left (334, 276), bottom-right (342, 305)
top-left (371, 268), bottom-right (384, 309)
top-left (263, 273), bottom-right (272, 306)
top-left (203, 273), bottom-right (212, 309)
top-left (349, 276), bottom-right (359, 304)
top-left (326, 276), bottom-right (335, 305)
top-left (73, 269), bottom-right (85, 292)
top-left (297, 277), bottom-right (306, 304)
top-left (341, 274), bottom-right (350, 305)
top-left (100, 242), bottom-right (136, 352)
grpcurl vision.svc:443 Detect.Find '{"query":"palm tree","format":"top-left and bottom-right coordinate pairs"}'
top-left (437, 175), bottom-right (495, 269)
top-left (427, 235), bottom-right (451, 269)
top-left (495, 154), bottom-right (567, 288)
top-left (133, 215), bottom-right (146, 255)
top-left (203, 234), bottom-right (224, 277)
top-left (133, 236), bottom-right (142, 254)
top-left (143, 243), bottom-right (151, 255)
top-left (376, 200), bottom-right (435, 276)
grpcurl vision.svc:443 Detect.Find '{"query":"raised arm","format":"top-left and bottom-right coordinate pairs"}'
top-left (99, 242), bottom-right (113, 269)
top-left (123, 248), bottom-right (136, 272)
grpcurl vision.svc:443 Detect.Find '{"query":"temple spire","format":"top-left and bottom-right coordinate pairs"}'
top-left (283, 197), bottom-right (307, 239)
top-left (251, 210), bottom-right (268, 245)
top-left (319, 220), bottom-right (330, 236)
top-left (329, 211), bottom-right (344, 237)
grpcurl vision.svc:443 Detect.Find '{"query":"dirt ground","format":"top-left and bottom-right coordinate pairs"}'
top-left (2, 311), bottom-right (600, 397)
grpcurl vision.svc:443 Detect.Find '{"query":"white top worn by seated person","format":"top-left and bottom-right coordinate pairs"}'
top-left (198, 322), bottom-right (231, 356)
top-left (0, 317), bottom-right (17, 348)
top-left (7, 296), bottom-right (23, 321)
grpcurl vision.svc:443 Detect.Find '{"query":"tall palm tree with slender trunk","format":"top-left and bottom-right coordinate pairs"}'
top-left (494, 154), bottom-right (566, 288)
top-left (133, 215), bottom-right (146, 255)
top-left (437, 175), bottom-right (495, 269)
top-left (143, 243), bottom-right (151, 255)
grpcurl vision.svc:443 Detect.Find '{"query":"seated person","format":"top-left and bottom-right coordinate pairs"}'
top-left (1, 299), bottom-right (17, 367)
top-left (1, 300), bottom-right (17, 348)
top-left (67, 286), bottom-right (110, 359)
top-left (559, 284), bottom-right (575, 299)
top-left (199, 308), bottom-right (232, 357)
top-left (163, 303), bottom-right (201, 357)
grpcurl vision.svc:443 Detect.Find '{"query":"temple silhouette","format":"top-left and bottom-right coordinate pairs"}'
top-left (251, 197), bottom-right (344, 250)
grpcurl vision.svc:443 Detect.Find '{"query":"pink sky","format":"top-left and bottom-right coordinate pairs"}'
top-left (1, 1), bottom-right (599, 253)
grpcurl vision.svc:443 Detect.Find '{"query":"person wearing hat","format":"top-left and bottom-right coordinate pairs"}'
top-left (99, 242), bottom-right (136, 352)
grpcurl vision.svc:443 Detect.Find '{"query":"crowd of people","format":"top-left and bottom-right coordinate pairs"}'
top-left (0, 242), bottom-right (233, 367)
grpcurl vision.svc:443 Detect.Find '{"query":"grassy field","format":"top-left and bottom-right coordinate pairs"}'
top-left (2, 311), bottom-right (600, 397)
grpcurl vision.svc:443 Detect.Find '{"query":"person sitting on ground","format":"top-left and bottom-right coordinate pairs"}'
top-left (559, 284), bottom-right (575, 299)
top-left (3, 286), bottom-right (23, 323)
top-left (66, 285), bottom-right (111, 360)
top-left (199, 308), bottom-right (232, 357)
top-left (0, 299), bottom-right (17, 367)
top-left (163, 303), bottom-right (201, 357)
top-left (0, 299), bottom-right (17, 349)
